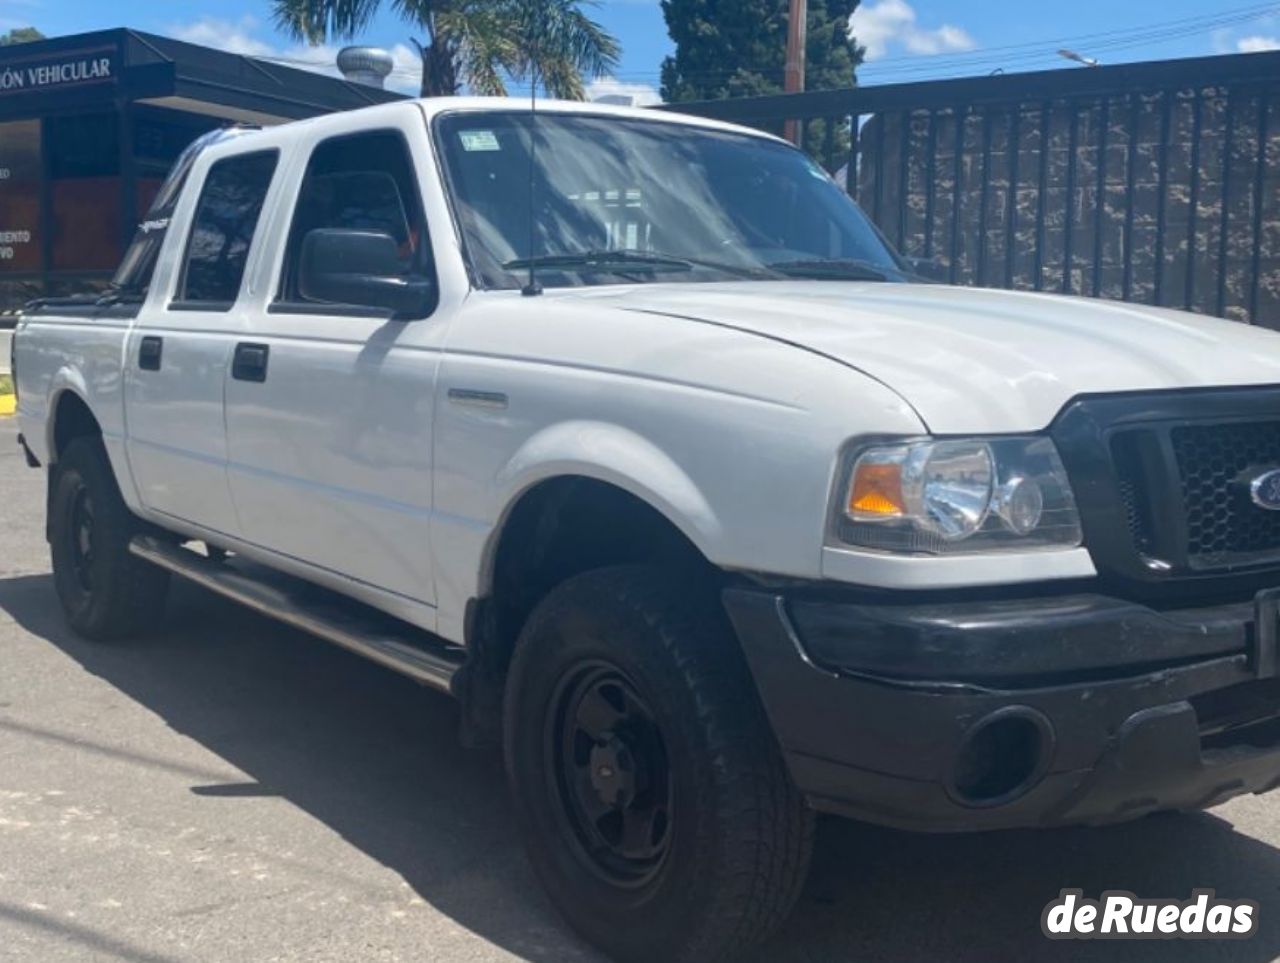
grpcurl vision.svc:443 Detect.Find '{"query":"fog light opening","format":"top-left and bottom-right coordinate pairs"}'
top-left (949, 708), bottom-right (1053, 808)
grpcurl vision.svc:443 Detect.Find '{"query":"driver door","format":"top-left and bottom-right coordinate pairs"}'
top-left (223, 122), bottom-right (445, 617)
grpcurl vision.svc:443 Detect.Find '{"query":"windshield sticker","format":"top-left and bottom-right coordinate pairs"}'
top-left (459, 130), bottom-right (501, 152)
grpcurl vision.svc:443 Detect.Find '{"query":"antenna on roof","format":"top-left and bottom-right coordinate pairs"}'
top-left (521, 8), bottom-right (543, 298)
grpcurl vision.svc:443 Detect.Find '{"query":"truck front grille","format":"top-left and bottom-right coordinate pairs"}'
top-left (1053, 389), bottom-right (1280, 596)
top-left (1109, 418), bottom-right (1280, 572)
top-left (1112, 437), bottom-right (1156, 558)
top-left (1172, 421), bottom-right (1280, 566)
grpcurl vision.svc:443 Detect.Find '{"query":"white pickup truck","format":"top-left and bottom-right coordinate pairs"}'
top-left (12, 98), bottom-right (1280, 962)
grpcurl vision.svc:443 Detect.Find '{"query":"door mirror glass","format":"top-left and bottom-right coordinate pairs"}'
top-left (297, 228), bottom-right (434, 317)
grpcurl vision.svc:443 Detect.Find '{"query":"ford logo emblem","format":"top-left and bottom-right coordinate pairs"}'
top-left (1250, 469), bottom-right (1280, 511)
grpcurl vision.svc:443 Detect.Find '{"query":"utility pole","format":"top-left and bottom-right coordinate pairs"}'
top-left (783, 0), bottom-right (807, 144)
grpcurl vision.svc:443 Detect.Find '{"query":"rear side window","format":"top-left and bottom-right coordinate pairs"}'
top-left (276, 130), bottom-right (433, 312)
top-left (114, 127), bottom-right (261, 302)
top-left (177, 150), bottom-right (278, 307)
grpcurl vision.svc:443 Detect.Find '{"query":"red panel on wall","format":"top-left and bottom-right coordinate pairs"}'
top-left (50, 176), bottom-right (121, 270)
top-left (0, 118), bottom-right (42, 273)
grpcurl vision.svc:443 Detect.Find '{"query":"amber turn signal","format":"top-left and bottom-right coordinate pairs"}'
top-left (848, 460), bottom-right (906, 518)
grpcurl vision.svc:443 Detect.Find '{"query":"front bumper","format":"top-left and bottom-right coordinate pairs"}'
top-left (723, 587), bottom-right (1280, 832)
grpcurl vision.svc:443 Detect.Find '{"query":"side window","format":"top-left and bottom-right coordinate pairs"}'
top-left (277, 130), bottom-right (434, 314)
top-left (176, 150), bottom-right (278, 307)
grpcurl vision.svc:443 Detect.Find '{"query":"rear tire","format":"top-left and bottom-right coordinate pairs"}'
top-left (49, 436), bottom-right (169, 641)
top-left (504, 565), bottom-right (814, 963)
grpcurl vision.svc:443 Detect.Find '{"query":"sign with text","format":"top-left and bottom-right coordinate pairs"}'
top-left (0, 48), bottom-right (116, 96)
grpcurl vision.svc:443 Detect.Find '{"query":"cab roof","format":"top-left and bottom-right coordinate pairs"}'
top-left (204, 95), bottom-right (786, 154)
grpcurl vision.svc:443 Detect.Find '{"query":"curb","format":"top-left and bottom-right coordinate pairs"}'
top-left (0, 375), bottom-right (13, 418)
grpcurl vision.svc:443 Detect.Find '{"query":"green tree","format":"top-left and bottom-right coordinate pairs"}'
top-left (0, 27), bottom-right (45, 46)
top-left (273, 0), bottom-right (619, 99)
top-left (660, 0), bottom-right (862, 102)
top-left (660, 0), bottom-right (863, 169)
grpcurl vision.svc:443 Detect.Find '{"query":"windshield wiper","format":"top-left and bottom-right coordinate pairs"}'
top-left (767, 258), bottom-right (894, 281)
top-left (503, 249), bottom-right (777, 280)
top-left (661, 253), bottom-right (780, 279)
top-left (504, 249), bottom-right (695, 273)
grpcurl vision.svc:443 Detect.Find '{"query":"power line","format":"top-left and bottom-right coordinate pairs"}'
top-left (611, 0), bottom-right (1279, 85)
top-left (855, 0), bottom-right (1278, 65)
top-left (858, 5), bottom-right (1280, 77)
top-left (246, 0), bottom-right (1279, 92)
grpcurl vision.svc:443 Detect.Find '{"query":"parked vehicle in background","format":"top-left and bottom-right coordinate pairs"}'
top-left (11, 99), bottom-right (1280, 962)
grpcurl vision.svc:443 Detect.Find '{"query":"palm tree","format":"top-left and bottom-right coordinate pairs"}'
top-left (273, 0), bottom-right (620, 99)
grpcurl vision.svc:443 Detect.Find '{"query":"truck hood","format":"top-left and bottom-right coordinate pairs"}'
top-left (566, 281), bottom-right (1280, 433)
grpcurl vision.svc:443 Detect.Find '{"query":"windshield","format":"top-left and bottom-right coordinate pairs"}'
top-left (435, 112), bottom-right (905, 290)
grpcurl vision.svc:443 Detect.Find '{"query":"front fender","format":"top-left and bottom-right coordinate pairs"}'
top-left (493, 419), bottom-right (724, 556)
top-left (430, 417), bottom-right (726, 645)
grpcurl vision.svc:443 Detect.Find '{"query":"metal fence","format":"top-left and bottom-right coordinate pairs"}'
top-left (663, 51), bottom-right (1280, 328)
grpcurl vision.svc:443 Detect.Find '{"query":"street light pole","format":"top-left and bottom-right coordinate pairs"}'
top-left (784, 0), bottom-right (808, 144)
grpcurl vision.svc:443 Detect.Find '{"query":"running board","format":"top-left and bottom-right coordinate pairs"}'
top-left (129, 536), bottom-right (463, 694)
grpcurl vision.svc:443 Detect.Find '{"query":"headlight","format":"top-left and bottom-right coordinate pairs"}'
top-left (834, 436), bottom-right (1082, 554)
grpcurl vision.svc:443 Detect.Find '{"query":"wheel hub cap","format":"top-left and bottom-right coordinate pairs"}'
top-left (589, 735), bottom-right (638, 809)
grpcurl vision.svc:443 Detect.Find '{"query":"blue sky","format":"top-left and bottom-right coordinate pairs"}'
top-left (1, 0), bottom-right (1276, 100)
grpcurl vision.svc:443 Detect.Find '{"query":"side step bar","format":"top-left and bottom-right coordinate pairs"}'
top-left (129, 536), bottom-right (464, 694)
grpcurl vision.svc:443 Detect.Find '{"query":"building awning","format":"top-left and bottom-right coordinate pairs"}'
top-left (0, 28), bottom-right (405, 124)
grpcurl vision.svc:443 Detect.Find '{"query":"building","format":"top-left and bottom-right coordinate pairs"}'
top-left (0, 29), bottom-right (405, 311)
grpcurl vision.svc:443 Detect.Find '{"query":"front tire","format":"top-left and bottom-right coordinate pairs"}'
top-left (504, 566), bottom-right (814, 963)
top-left (49, 436), bottom-right (169, 641)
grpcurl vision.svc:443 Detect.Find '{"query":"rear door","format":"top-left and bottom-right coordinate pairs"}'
top-left (124, 149), bottom-right (278, 536)
top-left (223, 120), bottom-right (446, 615)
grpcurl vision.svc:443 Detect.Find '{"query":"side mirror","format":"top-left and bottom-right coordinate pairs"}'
top-left (901, 255), bottom-right (948, 283)
top-left (298, 228), bottom-right (434, 317)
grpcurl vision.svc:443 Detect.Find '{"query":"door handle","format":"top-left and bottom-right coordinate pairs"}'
top-left (138, 336), bottom-right (163, 371)
top-left (232, 342), bottom-right (269, 383)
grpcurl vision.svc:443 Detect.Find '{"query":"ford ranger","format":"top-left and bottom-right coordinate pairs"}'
top-left (11, 98), bottom-right (1280, 962)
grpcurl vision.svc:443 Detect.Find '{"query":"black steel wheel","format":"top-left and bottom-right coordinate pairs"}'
top-left (504, 565), bottom-right (814, 963)
top-left (50, 436), bottom-right (169, 640)
top-left (68, 486), bottom-right (97, 594)
top-left (548, 661), bottom-right (673, 888)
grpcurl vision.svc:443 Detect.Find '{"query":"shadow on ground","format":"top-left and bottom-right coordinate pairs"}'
top-left (3, 572), bottom-right (1280, 963)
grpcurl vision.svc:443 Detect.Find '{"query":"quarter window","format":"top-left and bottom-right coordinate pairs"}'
top-left (177, 150), bottom-right (277, 306)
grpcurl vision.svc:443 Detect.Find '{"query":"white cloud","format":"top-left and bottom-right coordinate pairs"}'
top-left (1210, 14), bottom-right (1280, 55)
top-left (1237, 34), bottom-right (1280, 53)
top-left (168, 16), bottom-right (422, 95)
top-left (849, 0), bottom-right (975, 60)
top-left (171, 15), bottom-right (276, 58)
top-left (585, 77), bottom-right (662, 106)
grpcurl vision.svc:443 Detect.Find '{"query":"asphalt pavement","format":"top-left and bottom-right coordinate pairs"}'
top-left (1, 418), bottom-right (1279, 962)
